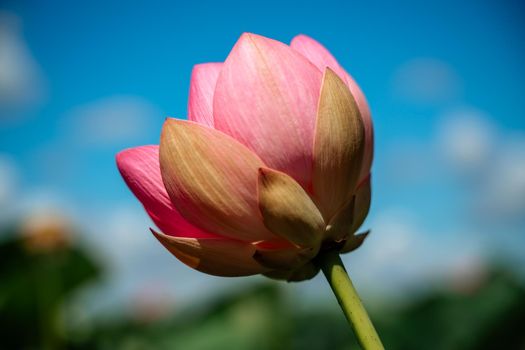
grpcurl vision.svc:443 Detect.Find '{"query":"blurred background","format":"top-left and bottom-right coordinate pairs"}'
top-left (1, 0), bottom-right (524, 349)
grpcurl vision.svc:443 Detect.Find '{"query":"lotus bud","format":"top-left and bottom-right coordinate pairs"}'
top-left (117, 33), bottom-right (373, 281)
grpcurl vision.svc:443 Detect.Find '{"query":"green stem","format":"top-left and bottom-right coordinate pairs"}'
top-left (317, 250), bottom-right (384, 350)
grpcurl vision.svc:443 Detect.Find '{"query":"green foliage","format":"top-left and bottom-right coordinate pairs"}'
top-left (374, 270), bottom-right (525, 350)
top-left (70, 284), bottom-right (292, 350)
top-left (70, 268), bottom-right (525, 350)
top-left (0, 225), bottom-right (101, 350)
top-left (1, 221), bottom-right (524, 350)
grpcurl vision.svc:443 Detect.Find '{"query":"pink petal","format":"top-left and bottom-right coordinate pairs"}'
top-left (257, 167), bottom-right (324, 248)
top-left (213, 33), bottom-right (323, 187)
top-left (152, 229), bottom-right (268, 277)
top-left (159, 119), bottom-right (276, 242)
top-left (188, 63), bottom-right (223, 127)
top-left (291, 34), bottom-right (373, 180)
top-left (350, 175), bottom-right (372, 234)
top-left (116, 145), bottom-right (217, 238)
top-left (291, 35), bottom-right (346, 80)
top-left (312, 68), bottom-right (365, 223)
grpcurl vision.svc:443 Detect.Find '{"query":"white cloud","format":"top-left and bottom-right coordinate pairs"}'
top-left (382, 141), bottom-right (436, 184)
top-left (0, 183), bottom-right (79, 235)
top-left (102, 204), bottom-right (153, 263)
top-left (0, 11), bottom-right (47, 117)
top-left (435, 108), bottom-right (525, 222)
top-left (392, 58), bottom-right (463, 104)
top-left (15, 188), bottom-right (75, 219)
top-left (345, 208), bottom-right (486, 297)
top-left (475, 134), bottom-right (525, 222)
top-left (436, 107), bottom-right (497, 173)
top-left (64, 95), bottom-right (160, 146)
top-left (76, 203), bottom-right (255, 315)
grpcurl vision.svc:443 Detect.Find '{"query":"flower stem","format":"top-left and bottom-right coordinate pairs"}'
top-left (317, 250), bottom-right (384, 350)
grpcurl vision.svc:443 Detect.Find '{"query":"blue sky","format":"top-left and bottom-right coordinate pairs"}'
top-left (1, 0), bottom-right (524, 310)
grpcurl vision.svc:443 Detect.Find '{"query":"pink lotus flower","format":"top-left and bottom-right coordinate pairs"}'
top-left (117, 33), bottom-right (373, 281)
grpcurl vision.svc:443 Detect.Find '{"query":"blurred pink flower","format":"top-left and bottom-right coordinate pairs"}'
top-left (117, 33), bottom-right (373, 281)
